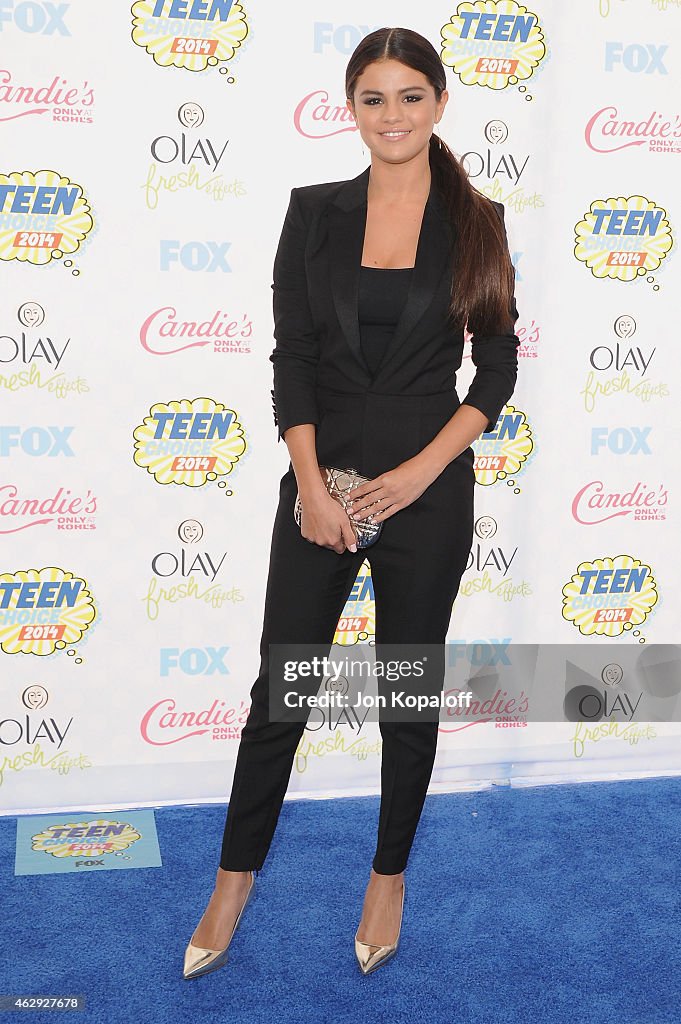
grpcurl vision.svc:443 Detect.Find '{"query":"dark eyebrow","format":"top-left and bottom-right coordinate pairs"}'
top-left (358, 86), bottom-right (427, 97)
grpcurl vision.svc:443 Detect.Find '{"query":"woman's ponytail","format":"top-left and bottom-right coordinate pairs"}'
top-left (428, 134), bottom-right (516, 337)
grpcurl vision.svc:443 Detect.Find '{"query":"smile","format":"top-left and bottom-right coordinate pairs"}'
top-left (379, 130), bottom-right (411, 139)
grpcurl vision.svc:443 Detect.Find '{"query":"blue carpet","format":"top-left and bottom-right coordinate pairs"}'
top-left (1, 778), bottom-right (680, 1023)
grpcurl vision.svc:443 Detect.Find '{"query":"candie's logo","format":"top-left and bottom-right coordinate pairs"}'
top-left (133, 397), bottom-right (246, 486)
top-left (0, 567), bottom-right (97, 655)
top-left (0, 170), bottom-right (93, 267)
top-left (562, 555), bottom-right (658, 637)
top-left (574, 196), bottom-right (673, 282)
top-left (585, 107), bottom-right (681, 155)
top-left (131, 0), bottom-right (249, 73)
top-left (441, 1), bottom-right (546, 93)
top-left (293, 90), bottom-right (358, 139)
top-left (140, 305), bottom-right (252, 355)
top-left (0, 71), bottom-right (95, 124)
top-left (473, 405), bottom-right (533, 487)
top-left (0, 485), bottom-right (97, 534)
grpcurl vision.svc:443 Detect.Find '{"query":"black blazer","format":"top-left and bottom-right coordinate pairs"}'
top-left (269, 164), bottom-right (519, 480)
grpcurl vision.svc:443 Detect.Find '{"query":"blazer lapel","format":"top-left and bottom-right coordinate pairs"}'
top-left (327, 169), bottom-right (370, 374)
top-left (326, 164), bottom-right (453, 379)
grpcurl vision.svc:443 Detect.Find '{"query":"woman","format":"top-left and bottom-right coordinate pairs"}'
top-left (183, 26), bottom-right (519, 979)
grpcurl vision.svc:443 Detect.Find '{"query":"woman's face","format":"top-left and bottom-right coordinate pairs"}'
top-left (347, 58), bottom-right (447, 165)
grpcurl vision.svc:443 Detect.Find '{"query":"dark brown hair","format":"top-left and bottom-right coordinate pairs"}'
top-left (346, 26), bottom-right (516, 336)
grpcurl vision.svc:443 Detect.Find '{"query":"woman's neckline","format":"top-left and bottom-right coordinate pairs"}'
top-left (360, 264), bottom-right (414, 271)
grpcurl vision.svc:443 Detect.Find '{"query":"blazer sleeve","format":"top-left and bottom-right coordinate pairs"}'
top-left (268, 187), bottom-right (320, 443)
top-left (460, 201), bottom-right (520, 434)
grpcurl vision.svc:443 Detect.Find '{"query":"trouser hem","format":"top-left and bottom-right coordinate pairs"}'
top-left (371, 857), bottom-right (408, 875)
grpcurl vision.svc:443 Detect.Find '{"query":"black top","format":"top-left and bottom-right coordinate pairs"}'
top-left (358, 265), bottom-right (413, 379)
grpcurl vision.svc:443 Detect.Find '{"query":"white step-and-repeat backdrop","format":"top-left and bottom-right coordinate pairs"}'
top-left (1, 0), bottom-right (680, 814)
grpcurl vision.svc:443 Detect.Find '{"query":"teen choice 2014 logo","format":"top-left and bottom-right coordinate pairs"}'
top-left (562, 554), bottom-right (658, 638)
top-left (133, 397), bottom-right (246, 486)
top-left (0, 170), bottom-right (93, 267)
top-left (131, 0), bottom-right (249, 73)
top-left (31, 819), bottom-right (141, 858)
top-left (473, 404), bottom-right (533, 487)
top-left (574, 196), bottom-right (673, 283)
top-left (441, 1), bottom-right (546, 92)
top-left (0, 567), bottom-right (96, 655)
top-left (334, 561), bottom-right (375, 645)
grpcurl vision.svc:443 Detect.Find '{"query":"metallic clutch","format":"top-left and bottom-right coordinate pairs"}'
top-left (294, 465), bottom-right (383, 549)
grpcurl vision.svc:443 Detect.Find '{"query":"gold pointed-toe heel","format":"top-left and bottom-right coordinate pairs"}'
top-left (354, 880), bottom-right (405, 976)
top-left (183, 870), bottom-right (255, 981)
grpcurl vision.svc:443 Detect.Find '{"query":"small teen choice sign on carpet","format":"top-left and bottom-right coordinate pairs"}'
top-left (15, 810), bottom-right (162, 875)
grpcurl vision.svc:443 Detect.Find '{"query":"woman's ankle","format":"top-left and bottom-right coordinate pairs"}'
top-left (215, 867), bottom-right (252, 885)
top-left (370, 868), bottom-right (404, 885)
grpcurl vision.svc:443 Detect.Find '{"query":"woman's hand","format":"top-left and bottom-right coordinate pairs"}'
top-left (300, 490), bottom-right (358, 554)
top-left (346, 458), bottom-right (440, 524)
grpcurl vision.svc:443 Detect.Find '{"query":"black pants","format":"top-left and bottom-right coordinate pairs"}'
top-left (219, 457), bottom-right (474, 875)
